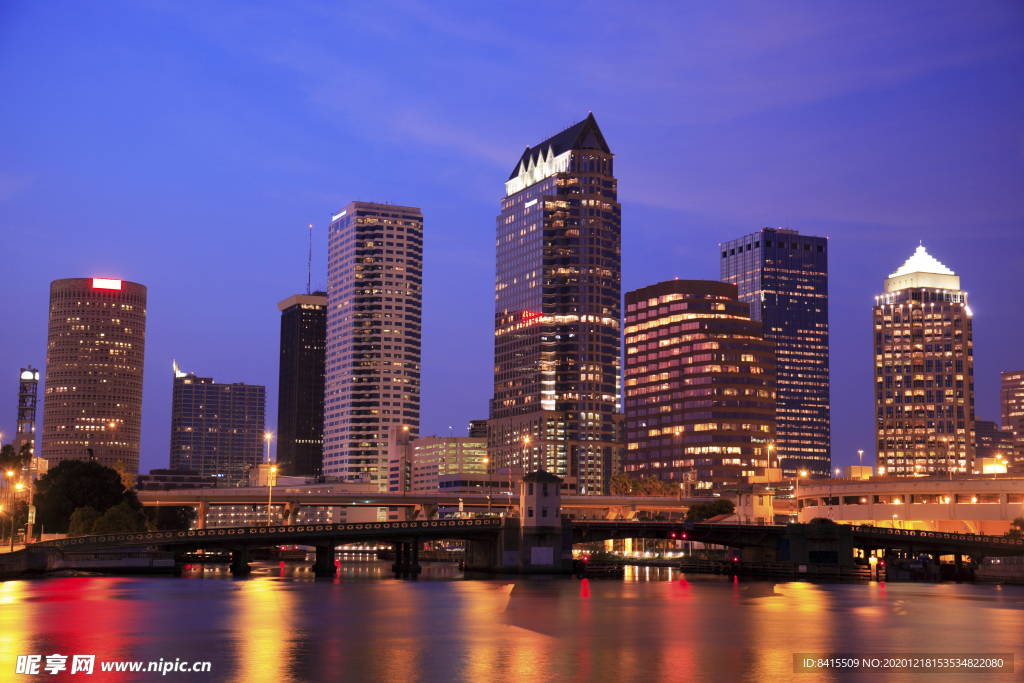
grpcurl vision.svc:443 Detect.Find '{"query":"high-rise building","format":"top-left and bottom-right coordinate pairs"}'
top-left (276, 292), bottom-right (327, 477)
top-left (873, 246), bottom-right (974, 476)
top-left (323, 202), bottom-right (423, 488)
top-left (720, 228), bottom-right (829, 478)
top-left (1001, 370), bottom-right (1024, 463)
top-left (168, 362), bottom-right (265, 484)
top-left (468, 419), bottom-right (488, 439)
top-left (623, 280), bottom-right (776, 489)
top-left (487, 113), bottom-right (623, 495)
top-left (13, 366), bottom-right (39, 457)
top-left (41, 278), bottom-right (147, 473)
top-left (974, 419), bottom-right (1014, 464)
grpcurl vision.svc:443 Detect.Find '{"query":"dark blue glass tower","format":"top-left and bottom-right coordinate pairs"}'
top-left (720, 228), bottom-right (830, 478)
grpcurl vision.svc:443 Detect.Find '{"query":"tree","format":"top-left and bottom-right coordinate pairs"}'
top-left (610, 473), bottom-right (634, 496)
top-left (92, 500), bottom-right (147, 534)
top-left (146, 505), bottom-right (197, 531)
top-left (1007, 517), bottom-right (1024, 539)
top-left (69, 507), bottom-right (101, 536)
top-left (112, 461), bottom-right (136, 492)
top-left (34, 460), bottom-right (143, 533)
top-left (685, 498), bottom-right (736, 521)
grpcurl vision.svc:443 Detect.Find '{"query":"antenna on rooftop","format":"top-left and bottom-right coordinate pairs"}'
top-left (307, 224), bottom-right (313, 295)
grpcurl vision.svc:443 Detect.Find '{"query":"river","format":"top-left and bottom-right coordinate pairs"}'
top-left (2, 559), bottom-right (1022, 682)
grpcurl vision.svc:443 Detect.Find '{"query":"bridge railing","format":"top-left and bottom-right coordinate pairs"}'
top-left (38, 518), bottom-right (504, 549)
top-left (849, 524), bottom-right (1024, 546)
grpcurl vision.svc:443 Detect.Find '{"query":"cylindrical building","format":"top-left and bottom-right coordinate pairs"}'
top-left (41, 278), bottom-right (147, 474)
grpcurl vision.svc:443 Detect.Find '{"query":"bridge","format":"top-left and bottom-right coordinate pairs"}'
top-left (136, 487), bottom-right (697, 527)
top-left (22, 518), bottom-right (1024, 580)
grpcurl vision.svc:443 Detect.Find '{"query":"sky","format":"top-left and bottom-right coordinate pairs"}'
top-left (1, 1), bottom-right (1022, 474)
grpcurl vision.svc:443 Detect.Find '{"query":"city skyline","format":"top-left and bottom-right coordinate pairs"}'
top-left (1, 4), bottom-right (1022, 475)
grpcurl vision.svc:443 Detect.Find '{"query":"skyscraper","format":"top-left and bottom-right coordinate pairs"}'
top-left (623, 280), bottom-right (776, 489)
top-left (720, 228), bottom-right (830, 477)
top-left (487, 113), bottom-right (623, 495)
top-left (276, 292), bottom-right (327, 477)
top-left (873, 246), bottom-right (974, 476)
top-left (323, 202), bottom-right (423, 488)
top-left (13, 366), bottom-right (39, 458)
top-left (168, 362), bottom-right (265, 484)
top-left (41, 278), bottom-right (147, 473)
top-left (1000, 370), bottom-right (1024, 464)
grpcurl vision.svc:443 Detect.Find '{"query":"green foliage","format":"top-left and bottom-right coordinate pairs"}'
top-left (34, 460), bottom-right (142, 534)
top-left (685, 498), bottom-right (736, 521)
top-left (69, 506), bottom-right (101, 536)
top-left (609, 474), bottom-right (678, 497)
top-left (112, 460), bottom-right (136, 492)
top-left (92, 500), bottom-right (147, 534)
top-left (1007, 517), bottom-right (1024, 539)
top-left (0, 443), bottom-right (32, 473)
top-left (146, 505), bottom-right (197, 531)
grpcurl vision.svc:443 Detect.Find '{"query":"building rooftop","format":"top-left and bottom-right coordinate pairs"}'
top-left (508, 112), bottom-right (610, 180)
top-left (890, 245), bottom-right (955, 277)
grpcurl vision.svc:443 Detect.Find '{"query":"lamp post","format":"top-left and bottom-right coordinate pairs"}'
top-left (795, 470), bottom-right (807, 522)
top-left (267, 465), bottom-right (277, 526)
top-left (263, 431), bottom-right (275, 526)
top-left (892, 513), bottom-right (898, 529)
top-left (0, 506), bottom-right (10, 552)
top-left (484, 458), bottom-right (491, 515)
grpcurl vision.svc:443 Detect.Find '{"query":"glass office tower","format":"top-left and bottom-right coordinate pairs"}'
top-left (276, 292), bottom-right (327, 477)
top-left (487, 113), bottom-right (623, 495)
top-left (721, 228), bottom-right (830, 478)
top-left (323, 202), bottom-right (423, 488)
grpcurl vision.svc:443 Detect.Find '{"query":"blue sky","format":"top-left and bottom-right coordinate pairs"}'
top-left (1, 1), bottom-right (1022, 473)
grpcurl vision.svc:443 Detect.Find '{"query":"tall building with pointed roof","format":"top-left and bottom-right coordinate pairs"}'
top-left (873, 245), bottom-right (974, 476)
top-left (487, 114), bottom-right (624, 495)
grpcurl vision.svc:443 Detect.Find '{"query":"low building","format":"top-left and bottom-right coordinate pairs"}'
top-left (410, 435), bottom-right (487, 492)
top-left (136, 469), bottom-right (217, 491)
top-left (795, 475), bottom-right (1024, 534)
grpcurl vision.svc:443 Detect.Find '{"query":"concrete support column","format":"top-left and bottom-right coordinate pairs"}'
top-left (409, 538), bottom-right (421, 576)
top-left (230, 547), bottom-right (251, 576)
top-left (312, 544), bottom-right (336, 577)
top-left (283, 502), bottom-right (301, 526)
top-left (392, 542), bottom-right (405, 575)
top-left (197, 502), bottom-right (207, 530)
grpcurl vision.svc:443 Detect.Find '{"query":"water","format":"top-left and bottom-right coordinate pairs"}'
top-left (3, 559), bottom-right (1023, 682)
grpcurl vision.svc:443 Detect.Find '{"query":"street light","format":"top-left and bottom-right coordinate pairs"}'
top-left (795, 470), bottom-right (808, 522)
top-left (892, 513), bottom-right (899, 530)
top-left (267, 465), bottom-right (277, 526)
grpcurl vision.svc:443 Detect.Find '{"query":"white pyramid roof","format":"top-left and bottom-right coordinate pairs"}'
top-left (890, 245), bottom-right (955, 277)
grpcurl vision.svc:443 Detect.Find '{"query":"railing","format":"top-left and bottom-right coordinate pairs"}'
top-left (851, 524), bottom-right (1024, 545)
top-left (41, 518), bottom-right (504, 549)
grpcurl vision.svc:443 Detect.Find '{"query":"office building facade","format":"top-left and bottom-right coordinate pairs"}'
top-left (324, 202), bottom-right (423, 488)
top-left (1001, 370), bottom-right (1024, 463)
top-left (624, 280), bottom-right (776, 489)
top-left (410, 435), bottom-right (488, 492)
top-left (168, 363), bottom-right (265, 484)
top-left (41, 278), bottom-right (147, 473)
top-left (488, 113), bottom-right (623, 495)
top-left (873, 246), bottom-right (974, 476)
top-left (276, 292), bottom-right (327, 477)
top-left (721, 228), bottom-right (829, 477)
top-left (13, 366), bottom-right (39, 457)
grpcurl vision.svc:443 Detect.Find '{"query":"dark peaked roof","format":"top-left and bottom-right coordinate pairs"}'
top-left (508, 112), bottom-right (611, 180)
top-left (522, 469), bottom-right (563, 483)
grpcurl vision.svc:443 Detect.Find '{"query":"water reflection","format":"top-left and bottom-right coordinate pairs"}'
top-left (3, 564), bottom-right (1023, 683)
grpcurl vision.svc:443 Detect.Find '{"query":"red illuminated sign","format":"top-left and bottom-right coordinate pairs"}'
top-left (92, 278), bottom-right (122, 290)
top-left (521, 310), bottom-right (542, 325)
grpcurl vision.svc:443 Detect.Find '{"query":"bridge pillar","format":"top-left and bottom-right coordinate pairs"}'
top-left (230, 547), bottom-right (251, 576)
top-left (312, 544), bottom-right (337, 577)
top-left (409, 538), bottom-right (421, 576)
top-left (283, 502), bottom-right (301, 526)
top-left (197, 502), bottom-right (207, 530)
top-left (392, 542), bottom-right (406, 575)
